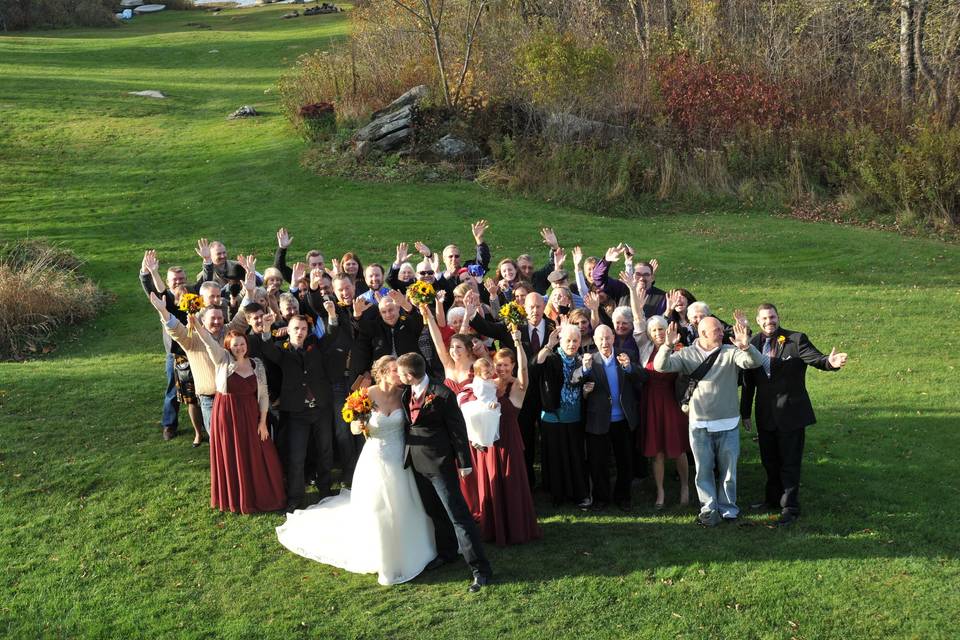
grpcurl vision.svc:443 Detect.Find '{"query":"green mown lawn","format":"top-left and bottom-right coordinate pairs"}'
top-left (1, 7), bottom-right (959, 639)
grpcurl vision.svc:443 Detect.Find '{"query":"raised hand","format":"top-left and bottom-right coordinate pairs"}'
top-left (604, 245), bottom-right (622, 262)
top-left (733, 308), bottom-right (749, 327)
top-left (571, 245), bottom-right (583, 266)
top-left (616, 352), bottom-right (631, 369)
top-left (395, 242), bottom-right (411, 265)
top-left (732, 322), bottom-right (750, 350)
top-left (828, 347), bottom-right (848, 369)
top-left (414, 241), bottom-right (431, 258)
top-left (553, 247), bottom-right (566, 270)
top-left (330, 257), bottom-right (341, 275)
top-left (435, 289), bottom-right (447, 304)
top-left (310, 267), bottom-right (324, 291)
top-left (353, 297), bottom-right (371, 319)
top-left (584, 290), bottom-right (600, 312)
top-left (666, 289), bottom-right (680, 311)
top-left (148, 291), bottom-right (166, 313)
top-left (540, 227), bottom-right (559, 249)
top-left (195, 238), bottom-right (211, 263)
top-left (186, 313), bottom-right (199, 333)
top-left (471, 219), bottom-right (489, 244)
top-left (262, 311), bottom-right (277, 327)
top-left (582, 352), bottom-right (594, 369)
top-left (633, 282), bottom-right (648, 308)
top-left (666, 321), bottom-right (679, 346)
top-left (623, 243), bottom-right (636, 259)
top-left (649, 258), bottom-right (659, 275)
top-left (291, 261), bottom-right (307, 286)
top-left (277, 227), bottom-right (293, 249)
top-left (322, 299), bottom-right (337, 318)
top-left (483, 277), bottom-right (499, 298)
top-left (546, 325), bottom-right (561, 349)
top-left (510, 328), bottom-right (522, 345)
top-left (143, 249), bottom-right (159, 273)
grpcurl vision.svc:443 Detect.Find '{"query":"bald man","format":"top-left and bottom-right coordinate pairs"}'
top-left (349, 292), bottom-right (424, 383)
top-left (654, 316), bottom-right (762, 527)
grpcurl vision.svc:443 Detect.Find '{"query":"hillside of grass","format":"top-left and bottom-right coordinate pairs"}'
top-left (1, 7), bottom-right (959, 639)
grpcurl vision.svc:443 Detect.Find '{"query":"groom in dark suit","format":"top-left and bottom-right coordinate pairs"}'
top-left (740, 303), bottom-right (848, 526)
top-left (395, 353), bottom-right (493, 593)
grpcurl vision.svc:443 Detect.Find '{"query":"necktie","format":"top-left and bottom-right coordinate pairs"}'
top-left (529, 326), bottom-right (540, 354)
top-left (761, 337), bottom-right (774, 378)
top-left (390, 326), bottom-right (397, 356)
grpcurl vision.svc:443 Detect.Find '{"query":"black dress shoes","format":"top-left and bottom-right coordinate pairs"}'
top-left (750, 502), bottom-right (778, 512)
top-left (777, 512), bottom-right (799, 527)
top-left (425, 556), bottom-right (447, 571)
top-left (468, 574), bottom-right (491, 593)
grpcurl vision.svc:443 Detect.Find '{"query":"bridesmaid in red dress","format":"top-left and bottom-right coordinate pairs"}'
top-left (422, 304), bottom-right (481, 517)
top-left (459, 341), bottom-right (541, 546)
top-left (628, 280), bottom-right (690, 509)
top-left (194, 320), bottom-right (286, 514)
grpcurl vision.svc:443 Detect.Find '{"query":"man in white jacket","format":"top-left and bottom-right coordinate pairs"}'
top-left (654, 316), bottom-right (761, 527)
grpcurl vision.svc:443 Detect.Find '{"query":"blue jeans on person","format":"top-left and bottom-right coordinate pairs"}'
top-left (162, 353), bottom-right (180, 429)
top-left (198, 394), bottom-right (215, 436)
top-left (689, 427), bottom-right (740, 518)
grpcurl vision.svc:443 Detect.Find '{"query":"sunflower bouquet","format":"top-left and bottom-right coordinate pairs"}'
top-left (178, 293), bottom-right (206, 336)
top-left (406, 280), bottom-right (436, 306)
top-left (342, 388), bottom-right (375, 438)
top-left (499, 300), bottom-right (527, 331)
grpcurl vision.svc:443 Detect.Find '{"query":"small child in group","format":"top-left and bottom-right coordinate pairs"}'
top-left (458, 358), bottom-right (501, 448)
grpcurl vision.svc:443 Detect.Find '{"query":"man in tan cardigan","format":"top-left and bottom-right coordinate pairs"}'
top-left (654, 316), bottom-right (762, 527)
top-left (148, 292), bottom-right (248, 434)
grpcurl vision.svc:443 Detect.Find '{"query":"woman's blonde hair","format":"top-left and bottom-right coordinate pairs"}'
top-left (371, 355), bottom-right (397, 383)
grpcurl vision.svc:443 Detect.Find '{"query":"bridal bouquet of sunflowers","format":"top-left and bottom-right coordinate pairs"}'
top-left (406, 280), bottom-right (436, 307)
top-left (178, 293), bottom-right (206, 336)
top-left (342, 388), bottom-right (374, 438)
top-left (499, 300), bottom-right (527, 331)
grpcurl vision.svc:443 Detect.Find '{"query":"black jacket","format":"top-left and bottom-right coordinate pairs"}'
top-left (401, 379), bottom-right (472, 474)
top-left (257, 328), bottom-right (340, 412)
top-left (740, 328), bottom-right (837, 432)
top-left (349, 308), bottom-right (424, 381)
top-left (581, 356), bottom-right (646, 433)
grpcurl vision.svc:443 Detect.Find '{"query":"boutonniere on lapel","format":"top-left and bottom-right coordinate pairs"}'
top-left (282, 341), bottom-right (290, 349)
top-left (399, 314), bottom-right (407, 322)
top-left (422, 393), bottom-right (437, 408)
top-left (337, 301), bottom-right (349, 307)
top-left (306, 343), bottom-right (316, 353)
top-left (777, 335), bottom-right (786, 346)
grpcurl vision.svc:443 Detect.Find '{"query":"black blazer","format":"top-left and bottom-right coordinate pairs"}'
top-left (740, 328), bottom-right (837, 432)
top-left (469, 315), bottom-right (556, 360)
top-left (257, 328), bottom-right (340, 412)
top-left (582, 357), bottom-right (646, 434)
top-left (349, 308), bottom-right (424, 381)
top-left (401, 379), bottom-right (472, 474)
top-left (537, 350), bottom-right (584, 415)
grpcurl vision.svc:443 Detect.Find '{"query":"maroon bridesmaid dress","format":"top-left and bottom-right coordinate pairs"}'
top-left (209, 371), bottom-right (286, 514)
top-left (640, 350), bottom-right (690, 458)
top-left (444, 376), bottom-right (482, 520)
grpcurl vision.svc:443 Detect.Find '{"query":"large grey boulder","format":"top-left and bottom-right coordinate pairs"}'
top-left (353, 86), bottom-right (429, 154)
top-left (544, 112), bottom-right (626, 143)
top-left (429, 134), bottom-right (482, 163)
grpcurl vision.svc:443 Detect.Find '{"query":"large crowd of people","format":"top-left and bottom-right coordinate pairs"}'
top-left (139, 221), bottom-right (848, 590)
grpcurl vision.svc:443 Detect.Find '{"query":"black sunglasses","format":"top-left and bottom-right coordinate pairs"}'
top-left (419, 270), bottom-right (434, 276)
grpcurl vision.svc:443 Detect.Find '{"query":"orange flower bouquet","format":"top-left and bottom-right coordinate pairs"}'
top-left (342, 388), bottom-right (375, 438)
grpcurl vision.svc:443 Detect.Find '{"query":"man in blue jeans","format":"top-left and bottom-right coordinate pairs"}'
top-left (654, 316), bottom-right (762, 527)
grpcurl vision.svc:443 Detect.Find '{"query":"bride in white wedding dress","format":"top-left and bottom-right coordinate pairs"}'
top-left (276, 356), bottom-right (436, 585)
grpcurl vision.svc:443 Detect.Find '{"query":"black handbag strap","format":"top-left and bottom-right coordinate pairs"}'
top-left (689, 347), bottom-right (722, 385)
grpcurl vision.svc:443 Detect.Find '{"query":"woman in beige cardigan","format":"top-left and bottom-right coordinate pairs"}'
top-left (193, 316), bottom-right (286, 514)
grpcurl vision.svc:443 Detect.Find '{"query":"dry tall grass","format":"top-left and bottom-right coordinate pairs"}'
top-left (0, 240), bottom-right (108, 360)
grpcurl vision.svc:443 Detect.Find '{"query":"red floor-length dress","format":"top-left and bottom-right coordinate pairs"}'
top-left (640, 350), bottom-right (690, 458)
top-left (461, 383), bottom-right (542, 546)
top-left (444, 376), bottom-right (482, 519)
top-left (210, 372), bottom-right (286, 514)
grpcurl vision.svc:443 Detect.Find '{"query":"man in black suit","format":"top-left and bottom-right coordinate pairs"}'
top-left (349, 291), bottom-right (424, 383)
top-left (468, 291), bottom-right (555, 488)
top-left (581, 325), bottom-right (647, 510)
top-left (396, 353), bottom-right (492, 593)
top-left (258, 309), bottom-right (340, 512)
top-left (740, 303), bottom-right (848, 526)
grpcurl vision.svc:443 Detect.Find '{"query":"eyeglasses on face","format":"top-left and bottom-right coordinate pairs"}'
top-left (419, 270), bottom-right (434, 276)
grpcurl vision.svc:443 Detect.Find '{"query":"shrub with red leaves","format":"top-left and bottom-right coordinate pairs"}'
top-left (655, 53), bottom-right (795, 142)
top-left (298, 102), bottom-right (335, 120)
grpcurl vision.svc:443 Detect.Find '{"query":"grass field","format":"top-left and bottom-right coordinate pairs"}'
top-left (2, 7), bottom-right (960, 639)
